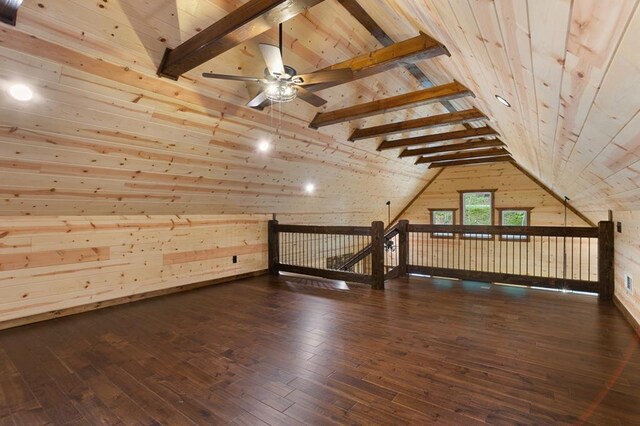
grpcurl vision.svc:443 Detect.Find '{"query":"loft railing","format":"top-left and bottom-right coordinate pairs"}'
top-left (268, 221), bottom-right (386, 289)
top-left (337, 224), bottom-right (402, 276)
top-left (268, 220), bottom-right (614, 300)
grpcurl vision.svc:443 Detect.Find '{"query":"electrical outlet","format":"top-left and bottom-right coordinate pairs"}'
top-left (232, 255), bottom-right (237, 264)
top-left (625, 274), bottom-right (633, 293)
top-left (617, 222), bottom-right (622, 233)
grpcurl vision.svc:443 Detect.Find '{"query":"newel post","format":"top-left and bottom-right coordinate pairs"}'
top-left (398, 220), bottom-right (409, 276)
top-left (268, 219), bottom-right (279, 275)
top-left (371, 221), bottom-right (385, 290)
top-left (597, 221), bottom-right (614, 302)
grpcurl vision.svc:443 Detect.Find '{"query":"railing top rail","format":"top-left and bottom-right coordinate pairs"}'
top-left (276, 224), bottom-right (371, 236)
top-left (407, 224), bottom-right (599, 238)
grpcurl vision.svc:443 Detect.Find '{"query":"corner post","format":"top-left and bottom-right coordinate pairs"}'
top-left (268, 219), bottom-right (279, 275)
top-left (371, 221), bottom-right (385, 290)
top-left (398, 220), bottom-right (409, 276)
top-left (598, 221), bottom-right (614, 302)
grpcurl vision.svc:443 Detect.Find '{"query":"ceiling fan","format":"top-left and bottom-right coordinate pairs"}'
top-left (202, 24), bottom-right (353, 108)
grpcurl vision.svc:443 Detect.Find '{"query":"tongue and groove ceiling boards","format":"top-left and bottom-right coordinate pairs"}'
top-left (360, 0), bottom-right (640, 216)
top-left (0, 0), bottom-right (639, 220)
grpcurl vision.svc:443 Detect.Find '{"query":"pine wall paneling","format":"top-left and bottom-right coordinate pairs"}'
top-left (0, 215), bottom-right (268, 326)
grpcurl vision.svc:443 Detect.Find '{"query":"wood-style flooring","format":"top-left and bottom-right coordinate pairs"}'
top-left (0, 274), bottom-right (639, 425)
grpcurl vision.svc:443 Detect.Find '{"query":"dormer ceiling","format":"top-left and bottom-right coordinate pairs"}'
top-left (0, 0), bottom-right (638, 221)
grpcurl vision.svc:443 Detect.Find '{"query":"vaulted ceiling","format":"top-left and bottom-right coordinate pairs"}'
top-left (0, 0), bottom-right (638, 223)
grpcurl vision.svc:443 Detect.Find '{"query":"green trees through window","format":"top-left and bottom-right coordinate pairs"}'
top-left (462, 192), bottom-right (492, 225)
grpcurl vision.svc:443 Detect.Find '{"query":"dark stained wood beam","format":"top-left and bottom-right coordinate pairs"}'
top-left (428, 155), bottom-right (513, 169)
top-left (157, 0), bottom-right (324, 80)
top-left (336, 0), bottom-right (473, 130)
top-left (415, 147), bottom-right (510, 165)
top-left (254, 32), bottom-right (449, 108)
top-left (399, 139), bottom-right (505, 158)
top-left (349, 108), bottom-right (485, 141)
top-left (309, 81), bottom-right (473, 129)
top-left (377, 126), bottom-right (498, 151)
top-left (306, 32), bottom-right (448, 93)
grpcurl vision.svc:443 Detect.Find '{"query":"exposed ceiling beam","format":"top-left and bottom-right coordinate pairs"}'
top-left (399, 139), bottom-right (505, 158)
top-left (377, 126), bottom-right (498, 151)
top-left (415, 147), bottom-right (510, 165)
top-left (309, 81), bottom-right (472, 129)
top-left (428, 155), bottom-right (513, 169)
top-left (0, 0), bottom-right (21, 26)
top-left (253, 31), bottom-right (449, 109)
top-left (349, 107), bottom-right (485, 141)
top-left (157, 0), bottom-right (324, 80)
top-left (335, 0), bottom-right (469, 127)
top-left (304, 32), bottom-right (448, 90)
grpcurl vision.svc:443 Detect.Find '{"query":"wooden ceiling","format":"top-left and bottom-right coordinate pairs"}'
top-left (0, 0), bottom-right (638, 221)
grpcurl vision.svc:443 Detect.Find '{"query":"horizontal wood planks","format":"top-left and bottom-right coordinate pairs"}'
top-left (0, 214), bottom-right (269, 323)
top-left (0, 3), bottom-right (443, 220)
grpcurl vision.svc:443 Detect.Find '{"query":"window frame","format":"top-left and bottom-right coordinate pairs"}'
top-left (497, 207), bottom-right (533, 241)
top-left (428, 208), bottom-right (457, 239)
top-left (458, 189), bottom-right (497, 239)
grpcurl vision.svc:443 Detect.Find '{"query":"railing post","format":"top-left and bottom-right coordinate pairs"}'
top-left (371, 221), bottom-right (385, 290)
top-left (598, 221), bottom-right (614, 302)
top-left (398, 220), bottom-right (409, 276)
top-left (268, 219), bottom-right (279, 275)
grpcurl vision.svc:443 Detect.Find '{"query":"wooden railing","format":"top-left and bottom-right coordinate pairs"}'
top-left (268, 220), bottom-right (614, 300)
top-left (268, 221), bottom-right (386, 289)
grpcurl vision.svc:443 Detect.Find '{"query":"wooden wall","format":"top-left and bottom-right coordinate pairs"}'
top-left (613, 210), bottom-right (640, 332)
top-left (0, 1), bottom-right (441, 223)
top-left (0, 215), bottom-right (268, 325)
top-left (399, 162), bottom-right (590, 227)
top-left (399, 162), bottom-right (597, 283)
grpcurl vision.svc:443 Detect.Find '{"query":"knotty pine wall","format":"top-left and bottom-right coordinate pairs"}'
top-left (399, 162), bottom-right (597, 283)
top-left (613, 211), bottom-right (640, 331)
top-left (399, 162), bottom-right (590, 227)
top-left (0, 215), bottom-right (268, 325)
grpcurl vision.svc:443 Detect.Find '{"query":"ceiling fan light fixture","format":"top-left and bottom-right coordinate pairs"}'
top-left (265, 81), bottom-right (297, 103)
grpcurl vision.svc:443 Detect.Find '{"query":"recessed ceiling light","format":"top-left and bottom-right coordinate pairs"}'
top-left (495, 94), bottom-right (510, 107)
top-left (8, 83), bottom-right (33, 102)
top-left (258, 140), bottom-right (271, 152)
top-left (305, 183), bottom-right (315, 194)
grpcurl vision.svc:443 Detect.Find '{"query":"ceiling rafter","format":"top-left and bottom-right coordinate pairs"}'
top-left (336, 0), bottom-right (469, 125)
top-left (428, 155), bottom-right (513, 169)
top-left (377, 126), bottom-right (499, 151)
top-left (157, 0), bottom-right (324, 80)
top-left (349, 107), bottom-right (486, 141)
top-left (414, 147), bottom-right (510, 165)
top-left (309, 81), bottom-right (473, 129)
top-left (399, 139), bottom-right (505, 158)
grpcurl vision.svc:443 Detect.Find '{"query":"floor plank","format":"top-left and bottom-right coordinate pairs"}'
top-left (0, 274), bottom-right (638, 424)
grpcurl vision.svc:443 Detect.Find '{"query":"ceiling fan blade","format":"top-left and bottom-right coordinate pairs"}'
top-left (202, 72), bottom-right (263, 82)
top-left (296, 86), bottom-right (327, 107)
top-left (247, 91), bottom-right (268, 108)
top-left (293, 68), bottom-right (354, 85)
top-left (259, 43), bottom-right (285, 77)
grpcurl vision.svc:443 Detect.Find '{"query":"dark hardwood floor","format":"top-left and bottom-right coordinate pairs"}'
top-left (1, 274), bottom-right (639, 425)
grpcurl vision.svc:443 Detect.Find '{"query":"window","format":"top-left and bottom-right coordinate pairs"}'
top-left (429, 209), bottom-right (456, 238)
top-left (459, 190), bottom-right (496, 238)
top-left (498, 208), bottom-right (532, 240)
